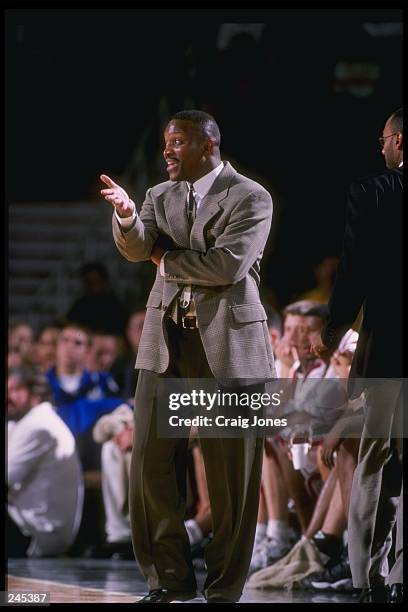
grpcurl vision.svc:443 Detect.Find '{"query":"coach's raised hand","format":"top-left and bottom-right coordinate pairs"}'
top-left (100, 174), bottom-right (135, 218)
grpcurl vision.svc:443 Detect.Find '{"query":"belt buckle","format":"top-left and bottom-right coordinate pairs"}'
top-left (182, 316), bottom-right (197, 330)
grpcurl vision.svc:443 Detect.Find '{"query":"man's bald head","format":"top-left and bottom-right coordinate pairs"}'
top-left (389, 107), bottom-right (403, 135)
top-left (381, 107), bottom-right (403, 169)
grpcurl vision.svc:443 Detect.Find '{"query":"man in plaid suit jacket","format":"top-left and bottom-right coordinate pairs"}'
top-left (101, 110), bottom-right (275, 603)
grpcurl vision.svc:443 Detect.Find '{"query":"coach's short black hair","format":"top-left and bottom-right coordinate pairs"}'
top-left (169, 110), bottom-right (221, 146)
top-left (390, 108), bottom-right (403, 134)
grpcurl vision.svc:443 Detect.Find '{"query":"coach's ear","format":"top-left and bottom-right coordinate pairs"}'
top-left (396, 131), bottom-right (403, 150)
top-left (203, 137), bottom-right (217, 156)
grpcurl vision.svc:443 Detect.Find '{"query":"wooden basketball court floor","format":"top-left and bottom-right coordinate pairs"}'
top-left (6, 558), bottom-right (358, 604)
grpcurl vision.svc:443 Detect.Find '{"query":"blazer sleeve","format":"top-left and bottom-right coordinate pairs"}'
top-left (112, 187), bottom-right (160, 262)
top-left (322, 179), bottom-right (373, 348)
top-left (162, 190), bottom-right (273, 286)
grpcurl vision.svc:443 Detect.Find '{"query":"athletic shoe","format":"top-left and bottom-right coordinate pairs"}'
top-left (248, 528), bottom-right (298, 575)
top-left (312, 530), bottom-right (344, 562)
top-left (253, 528), bottom-right (267, 551)
top-left (300, 557), bottom-right (355, 592)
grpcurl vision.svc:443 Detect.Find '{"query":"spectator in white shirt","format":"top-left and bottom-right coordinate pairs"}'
top-left (7, 365), bottom-right (84, 558)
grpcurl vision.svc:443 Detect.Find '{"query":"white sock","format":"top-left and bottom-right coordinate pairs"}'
top-left (267, 519), bottom-right (291, 540)
top-left (255, 523), bottom-right (267, 541)
top-left (184, 519), bottom-right (203, 546)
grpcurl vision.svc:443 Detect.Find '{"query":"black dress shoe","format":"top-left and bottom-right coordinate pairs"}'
top-left (358, 585), bottom-right (390, 603)
top-left (137, 589), bottom-right (198, 603)
top-left (390, 583), bottom-right (403, 603)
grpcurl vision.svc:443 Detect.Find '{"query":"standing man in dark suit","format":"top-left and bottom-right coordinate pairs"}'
top-left (312, 108), bottom-right (403, 603)
top-left (100, 110), bottom-right (275, 603)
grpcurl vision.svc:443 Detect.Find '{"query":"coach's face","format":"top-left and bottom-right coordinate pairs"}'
top-left (163, 120), bottom-right (211, 183)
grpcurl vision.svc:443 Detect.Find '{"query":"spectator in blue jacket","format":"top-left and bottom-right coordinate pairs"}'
top-left (45, 322), bottom-right (124, 470)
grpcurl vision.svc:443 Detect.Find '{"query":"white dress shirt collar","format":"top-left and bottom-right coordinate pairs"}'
top-left (187, 161), bottom-right (224, 202)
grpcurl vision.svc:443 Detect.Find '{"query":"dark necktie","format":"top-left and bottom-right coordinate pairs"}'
top-left (187, 184), bottom-right (197, 230)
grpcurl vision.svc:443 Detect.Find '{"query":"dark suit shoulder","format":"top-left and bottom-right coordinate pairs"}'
top-left (350, 168), bottom-right (403, 193)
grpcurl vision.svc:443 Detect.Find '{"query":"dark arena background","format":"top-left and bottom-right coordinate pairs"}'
top-left (5, 7), bottom-right (403, 605)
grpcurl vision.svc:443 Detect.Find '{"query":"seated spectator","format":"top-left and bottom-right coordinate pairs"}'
top-left (7, 365), bottom-right (84, 558)
top-left (9, 322), bottom-right (35, 355)
top-left (249, 330), bottom-right (362, 591)
top-left (274, 301), bottom-right (347, 441)
top-left (45, 322), bottom-right (124, 471)
top-left (247, 468), bottom-right (350, 592)
top-left (87, 332), bottom-right (126, 374)
top-left (66, 261), bottom-right (127, 336)
top-left (273, 366), bottom-right (364, 592)
top-left (90, 404), bottom-right (135, 559)
top-left (91, 410), bottom-right (212, 561)
top-left (249, 301), bottom-right (348, 574)
top-left (299, 349), bottom-right (366, 593)
top-left (8, 345), bottom-right (23, 369)
top-left (8, 322), bottom-right (35, 367)
top-left (110, 310), bottom-right (146, 403)
top-left (299, 444), bottom-right (361, 592)
top-left (249, 439), bottom-right (298, 576)
top-left (33, 323), bottom-right (61, 372)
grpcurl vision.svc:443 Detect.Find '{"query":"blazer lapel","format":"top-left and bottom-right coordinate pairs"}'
top-left (191, 162), bottom-right (236, 248)
top-left (164, 182), bottom-right (191, 248)
top-left (163, 162), bottom-right (237, 249)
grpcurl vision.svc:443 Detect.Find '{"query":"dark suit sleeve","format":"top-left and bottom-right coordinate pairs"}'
top-left (322, 180), bottom-right (373, 349)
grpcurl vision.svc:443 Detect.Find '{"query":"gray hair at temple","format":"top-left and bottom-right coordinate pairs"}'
top-left (283, 300), bottom-right (329, 321)
top-left (389, 108), bottom-right (403, 134)
top-left (8, 365), bottom-right (53, 403)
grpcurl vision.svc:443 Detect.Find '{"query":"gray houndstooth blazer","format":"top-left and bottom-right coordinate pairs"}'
top-left (112, 161), bottom-right (276, 381)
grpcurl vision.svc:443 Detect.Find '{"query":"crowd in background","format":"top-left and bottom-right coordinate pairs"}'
top-left (6, 256), bottom-right (400, 595)
top-left (6, 10), bottom-right (403, 603)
